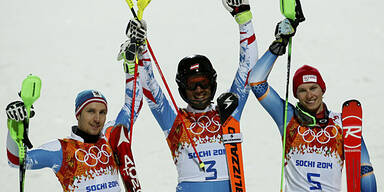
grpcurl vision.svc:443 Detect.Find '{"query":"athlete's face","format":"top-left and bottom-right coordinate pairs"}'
top-left (296, 83), bottom-right (324, 114)
top-left (185, 75), bottom-right (212, 110)
top-left (76, 102), bottom-right (107, 136)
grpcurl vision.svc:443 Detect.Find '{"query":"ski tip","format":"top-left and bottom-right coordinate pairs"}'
top-left (343, 99), bottom-right (361, 107)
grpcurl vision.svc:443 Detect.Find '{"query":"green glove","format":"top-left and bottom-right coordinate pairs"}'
top-left (118, 40), bottom-right (137, 75)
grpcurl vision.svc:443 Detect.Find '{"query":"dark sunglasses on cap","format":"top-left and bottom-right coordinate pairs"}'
top-left (186, 76), bottom-right (211, 90)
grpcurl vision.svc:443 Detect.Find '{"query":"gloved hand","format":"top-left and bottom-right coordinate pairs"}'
top-left (6, 101), bottom-right (35, 149)
top-left (117, 39), bottom-right (137, 75)
top-left (6, 101), bottom-right (35, 122)
top-left (275, 18), bottom-right (296, 40)
top-left (222, 0), bottom-right (252, 24)
top-left (269, 19), bottom-right (297, 56)
top-left (125, 18), bottom-right (147, 45)
top-left (118, 18), bottom-right (147, 75)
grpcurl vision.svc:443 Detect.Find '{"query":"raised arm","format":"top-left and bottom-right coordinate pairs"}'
top-left (138, 44), bottom-right (177, 133)
top-left (117, 19), bottom-right (177, 134)
top-left (114, 48), bottom-right (143, 130)
top-left (6, 101), bottom-right (62, 172)
top-left (222, 0), bottom-right (258, 121)
top-left (248, 19), bottom-right (297, 134)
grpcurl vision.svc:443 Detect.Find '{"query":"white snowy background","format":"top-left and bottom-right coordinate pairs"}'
top-left (0, 0), bottom-right (382, 191)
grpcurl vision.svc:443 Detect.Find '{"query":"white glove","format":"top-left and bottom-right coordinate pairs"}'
top-left (6, 101), bottom-right (29, 121)
top-left (222, 0), bottom-right (252, 24)
top-left (269, 19), bottom-right (297, 56)
top-left (275, 19), bottom-right (296, 39)
top-left (222, 0), bottom-right (250, 16)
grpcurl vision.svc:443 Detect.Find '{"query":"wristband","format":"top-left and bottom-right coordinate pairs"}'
top-left (235, 10), bottom-right (252, 25)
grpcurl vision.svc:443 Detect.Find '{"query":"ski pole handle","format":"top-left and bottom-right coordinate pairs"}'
top-left (280, 0), bottom-right (305, 22)
top-left (125, 0), bottom-right (151, 21)
top-left (20, 75), bottom-right (41, 117)
top-left (137, 0), bottom-right (151, 20)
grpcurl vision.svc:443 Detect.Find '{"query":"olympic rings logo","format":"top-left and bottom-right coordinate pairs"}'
top-left (75, 144), bottom-right (112, 167)
top-left (297, 125), bottom-right (339, 144)
top-left (187, 114), bottom-right (221, 135)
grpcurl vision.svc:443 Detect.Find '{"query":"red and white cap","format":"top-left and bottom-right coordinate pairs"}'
top-left (75, 90), bottom-right (107, 117)
top-left (292, 65), bottom-right (326, 98)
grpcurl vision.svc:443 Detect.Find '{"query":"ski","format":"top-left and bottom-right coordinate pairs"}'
top-left (108, 125), bottom-right (142, 192)
top-left (342, 99), bottom-right (362, 192)
top-left (217, 92), bottom-right (246, 192)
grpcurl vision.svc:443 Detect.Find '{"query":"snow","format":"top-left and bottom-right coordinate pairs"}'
top-left (0, 0), bottom-right (382, 191)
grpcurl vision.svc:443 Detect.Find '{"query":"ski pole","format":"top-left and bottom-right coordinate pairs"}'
top-left (18, 75), bottom-right (42, 192)
top-left (124, 0), bottom-right (150, 147)
top-left (123, 0), bottom-right (205, 170)
top-left (279, 0), bottom-right (305, 191)
top-left (125, 0), bottom-right (138, 19)
top-left (280, 37), bottom-right (292, 192)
